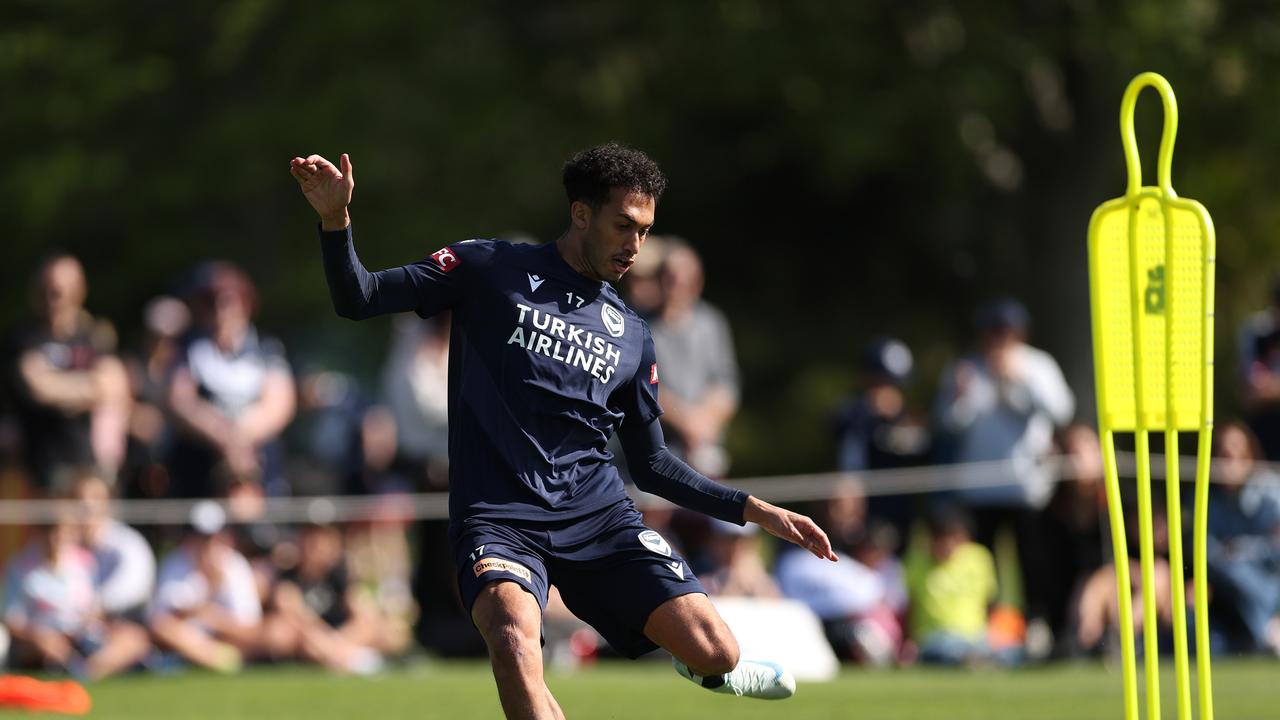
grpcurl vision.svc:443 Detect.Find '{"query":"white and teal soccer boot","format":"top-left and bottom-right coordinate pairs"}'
top-left (673, 657), bottom-right (796, 700)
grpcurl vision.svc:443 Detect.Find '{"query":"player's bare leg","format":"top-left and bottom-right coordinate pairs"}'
top-left (645, 593), bottom-right (738, 674)
top-left (472, 581), bottom-right (564, 720)
top-left (646, 593), bottom-right (795, 700)
top-left (543, 687), bottom-right (565, 720)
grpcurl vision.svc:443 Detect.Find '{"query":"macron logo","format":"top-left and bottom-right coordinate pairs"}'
top-left (527, 273), bottom-right (544, 292)
top-left (668, 561), bottom-right (685, 580)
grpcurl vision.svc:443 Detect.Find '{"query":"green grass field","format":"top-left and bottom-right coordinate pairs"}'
top-left (38, 658), bottom-right (1276, 719)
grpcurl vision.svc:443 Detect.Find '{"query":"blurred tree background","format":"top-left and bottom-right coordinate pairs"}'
top-left (4, 0), bottom-right (1279, 476)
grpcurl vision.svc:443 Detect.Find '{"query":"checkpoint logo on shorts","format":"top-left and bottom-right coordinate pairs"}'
top-left (601, 303), bottom-right (625, 337)
top-left (431, 247), bottom-right (460, 272)
top-left (638, 530), bottom-right (672, 557)
top-left (473, 557), bottom-right (532, 583)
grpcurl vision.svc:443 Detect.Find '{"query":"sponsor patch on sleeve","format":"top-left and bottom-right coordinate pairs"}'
top-left (649, 362), bottom-right (659, 385)
top-left (473, 558), bottom-right (532, 583)
top-left (431, 247), bottom-right (460, 272)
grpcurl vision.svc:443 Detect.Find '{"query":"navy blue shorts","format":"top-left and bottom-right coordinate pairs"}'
top-left (449, 501), bottom-right (705, 659)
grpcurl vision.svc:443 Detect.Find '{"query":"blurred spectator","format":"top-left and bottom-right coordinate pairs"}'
top-left (1239, 278), bottom-right (1280, 460)
top-left (167, 262), bottom-right (296, 498)
top-left (619, 235), bottom-right (670, 319)
top-left (342, 408), bottom-right (416, 641)
top-left (934, 298), bottom-right (1075, 507)
top-left (262, 521), bottom-right (399, 674)
top-left (288, 368), bottom-right (378, 496)
top-left (649, 238), bottom-right (740, 477)
top-left (7, 254), bottom-right (130, 490)
top-left (2, 515), bottom-right (149, 679)
top-left (120, 296), bottom-right (190, 500)
top-left (1036, 425), bottom-right (1107, 657)
top-left (834, 337), bottom-right (931, 536)
top-left (1206, 421), bottom-right (1280, 654)
top-left (776, 480), bottom-right (903, 665)
top-left (696, 520), bottom-right (781, 599)
top-left (850, 519), bottom-right (909, 618)
top-left (381, 315), bottom-right (450, 489)
top-left (343, 522), bottom-right (415, 654)
top-left (1075, 504), bottom-right (1173, 657)
top-left (221, 464), bottom-right (284, 562)
top-left (933, 298), bottom-right (1074, 632)
top-left (818, 476), bottom-right (869, 552)
top-left (71, 469), bottom-right (155, 621)
top-left (148, 501), bottom-right (261, 672)
top-left (375, 320), bottom-right (456, 654)
top-left (904, 505), bottom-right (1005, 666)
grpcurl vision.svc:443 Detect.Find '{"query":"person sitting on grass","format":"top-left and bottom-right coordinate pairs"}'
top-left (776, 481), bottom-right (903, 666)
top-left (70, 469), bottom-right (155, 625)
top-left (147, 501), bottom-right (261, 672)
top-left (1205, 420), bottom-right (1280, 654)
top-left (261, 520), bottom-right (401, 674)
top-left (2, 514), bottom-right (149, 679)
top-left (1074, 503), bottom-right (1175, 658)
top-left (904, 505), bottom-right (1003, 666)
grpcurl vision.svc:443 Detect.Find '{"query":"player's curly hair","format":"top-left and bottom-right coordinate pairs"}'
top-left (562, 143), bottom-right (667, 209)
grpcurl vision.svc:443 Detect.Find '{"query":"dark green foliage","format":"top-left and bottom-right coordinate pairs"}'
top-left (4, 1), bottom-right (1275, 473)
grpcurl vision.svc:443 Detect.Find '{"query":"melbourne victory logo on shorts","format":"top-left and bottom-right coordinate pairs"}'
top-left (601, 303), bottom-right (625, 337)
top-left (638, 530), bottom-right (672, 557)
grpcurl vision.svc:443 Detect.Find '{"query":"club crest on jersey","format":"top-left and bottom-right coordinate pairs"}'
top-left (638, 530), bottom-right (672, 557)
top-left (601, 303), bottom-right (625, 338)
top-left (431, 247), bottom-right (460, 272)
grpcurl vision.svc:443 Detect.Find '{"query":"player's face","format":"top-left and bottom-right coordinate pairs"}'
top-left (580, 189), bottom-right (656, 283)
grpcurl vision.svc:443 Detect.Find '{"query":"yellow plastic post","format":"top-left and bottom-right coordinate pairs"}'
top-left (1087, 72), bottom-right (1215, 720)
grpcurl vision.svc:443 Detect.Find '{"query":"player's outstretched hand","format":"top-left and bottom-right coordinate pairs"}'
top-left (290, 153), bottom-right (354, 230)
top-left (743, 496), bottom-right (838, 562)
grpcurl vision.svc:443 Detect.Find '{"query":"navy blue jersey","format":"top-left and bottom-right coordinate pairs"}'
top-left (319, 228), bottom-right (754, 530)
top-left (433, 239), bottom-right (661, 522)
top-left (320, 227), bottom-right (746, 528)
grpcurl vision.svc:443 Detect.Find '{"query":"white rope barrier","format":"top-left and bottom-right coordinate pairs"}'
top-left (2, 450), bottom-right (1274, 526)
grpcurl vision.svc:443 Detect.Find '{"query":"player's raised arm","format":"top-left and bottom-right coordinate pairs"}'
top-left (292, 153), bottom-right (463, 321)
top-left (291, 153), bottom-right (354, 231)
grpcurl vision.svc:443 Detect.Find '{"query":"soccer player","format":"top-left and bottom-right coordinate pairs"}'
top-left (290, 144), bottom-right (836, 719)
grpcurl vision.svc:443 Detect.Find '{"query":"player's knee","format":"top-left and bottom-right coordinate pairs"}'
top-left (473, 588), bottom-right (541, 672)
top-left (688, 624), bottom-right (739, 675)
top-left (708, 631), bottom-right (740, 674)
top-left (485, 621), bottom-right (540, 672)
